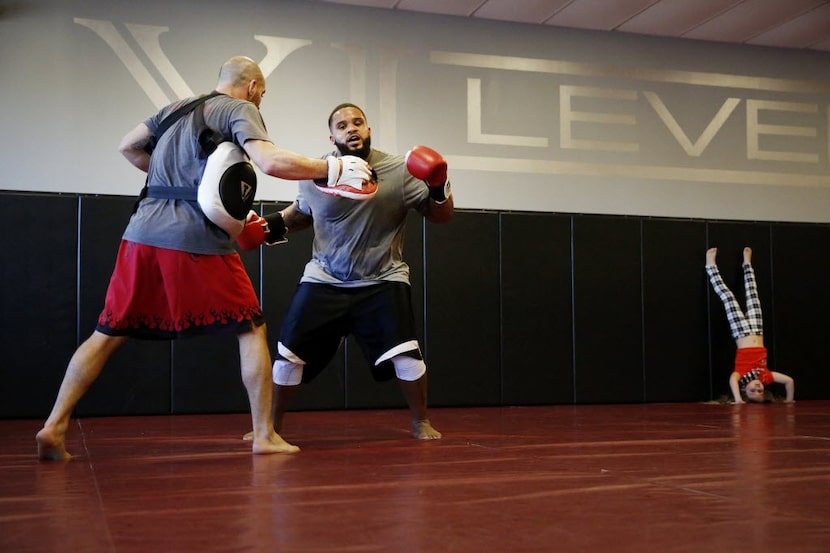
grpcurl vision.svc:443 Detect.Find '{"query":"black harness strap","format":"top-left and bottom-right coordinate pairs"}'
top-left (133, 91), bottom-right (222, 211)
top-left (146, 186), bottom-right (197, 201)
top-left (143, 91), bottom-right (222, 154)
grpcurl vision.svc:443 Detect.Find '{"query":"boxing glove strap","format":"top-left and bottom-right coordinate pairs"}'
top-left (262, 211), bottom-right (288, 245)
top-left (429, 180), bottom-right (451, 203)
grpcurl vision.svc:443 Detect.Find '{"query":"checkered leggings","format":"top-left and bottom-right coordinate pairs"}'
top-left (706, 263), bottom-right (763, 340)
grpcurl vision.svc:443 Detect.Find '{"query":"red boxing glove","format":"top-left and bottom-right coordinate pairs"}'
top-left (236, 210), bottom-right (288, 250)
top-left (405, 145), bottom-right (450, 203)
top-left (236, 211), bottom-right (268, 251)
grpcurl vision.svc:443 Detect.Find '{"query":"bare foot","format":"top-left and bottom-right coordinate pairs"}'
top-left (252, 432), bottom-right (300, 455)
top-left (412, 419), bottom-right (442, 440)
top-left (242, 426), bottom-right (280, 441)
top-left (36, 427), bottom-right (72, 461)
top-left (743, 247), bottom-right (752, 265)
top-left (705, 247), bottom-right (717, 267)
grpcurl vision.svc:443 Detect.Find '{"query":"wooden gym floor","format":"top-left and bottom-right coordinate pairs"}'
top-left (2, 402), bottom-right (829, 553)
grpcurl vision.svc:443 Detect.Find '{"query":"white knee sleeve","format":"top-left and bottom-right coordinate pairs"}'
top-left (273, 358), bottom-right (304, 386)
top-left (392, 355), bottom-right (426, 382)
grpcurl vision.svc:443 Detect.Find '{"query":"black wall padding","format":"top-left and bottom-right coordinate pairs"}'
top-left (572, 216), bottom-right (644, 403)
top-left (427, 211), bottom-right (502, 407)
top-left (501, 212), bottom-right (574, 405)
top-left (771, 224), bottom-right (830, 400)
top-left (75, 195), bottom-right (171, 416)
top-left (642, 219), bottom-right (710, 402)
top-left (4, 191), bottom-right (830, 419)
top-left (0, 194), bottom-right (78, 418)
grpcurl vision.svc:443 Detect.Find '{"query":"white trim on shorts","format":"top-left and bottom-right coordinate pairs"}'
top-left (278, 342), bottom-right (306, 364)
top-left (375, 340), bottom-right (420, 365)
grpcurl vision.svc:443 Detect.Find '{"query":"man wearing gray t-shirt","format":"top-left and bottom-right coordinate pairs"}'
top-left (240, 103), bottom-right (453, 440)
top-left (36, 58), bottom-right (373, 460)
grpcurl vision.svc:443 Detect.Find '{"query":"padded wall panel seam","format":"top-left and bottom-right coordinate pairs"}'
top-left (426, 211), bottom-right (501, 406)
top-left (501, 212), bottom-right (575, 405)
top-left (5, 191), bottom-right (830, 416)
top-left (75, 195), bottom-right (171, 416)
top-left (0, 194), bottom-right (78, 418)
top-left (572, 216), bottom-right (644, 404)
top-left (641, 219), bottom-right (709, 402)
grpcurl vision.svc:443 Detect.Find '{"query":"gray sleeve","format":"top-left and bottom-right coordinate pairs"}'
top-left (228, 102), bottom-right (272, 147)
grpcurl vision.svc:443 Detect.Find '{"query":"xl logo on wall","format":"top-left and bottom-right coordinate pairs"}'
top-left (74, 18), bottom-right (312, 110)
top-left (76, 17), bottom-right (830, 189)
top-left (437, 51), bottom-right (830, 188)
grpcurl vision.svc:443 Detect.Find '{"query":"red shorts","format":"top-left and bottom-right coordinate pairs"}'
top-left (96, 241), bottom-right (263, 339)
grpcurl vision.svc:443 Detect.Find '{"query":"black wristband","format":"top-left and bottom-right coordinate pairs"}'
top-left (262, 211), bottom-right (288, 245)
top-left (429, 180), bottom-right (451, 203)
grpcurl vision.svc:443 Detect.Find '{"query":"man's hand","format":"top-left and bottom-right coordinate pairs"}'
top-left (314, 155), bottom-right (378, 200)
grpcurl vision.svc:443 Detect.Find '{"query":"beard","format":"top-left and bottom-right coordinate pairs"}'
top-left (334, 135), bottom-right (372, 160)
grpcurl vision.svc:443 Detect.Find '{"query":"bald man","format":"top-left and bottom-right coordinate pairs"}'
top-left (36, 56), bottom-right (372, 460)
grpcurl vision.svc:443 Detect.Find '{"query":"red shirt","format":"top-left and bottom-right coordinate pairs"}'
top-left (733, 347), bottom-right (773, 385)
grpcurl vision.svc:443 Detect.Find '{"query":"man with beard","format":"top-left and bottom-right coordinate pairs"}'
top-left (239, 103), bottom-right (453, 440)
top-left (35, 60), bottom-right (374, 460)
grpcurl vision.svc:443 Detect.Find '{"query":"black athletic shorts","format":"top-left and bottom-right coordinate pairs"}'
top-left (277, 281), bottom-right (421, 382)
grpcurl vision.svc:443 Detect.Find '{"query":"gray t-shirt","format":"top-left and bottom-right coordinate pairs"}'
top-left (123, 94), bottom-right (271, 255)
top-left (296, 149), bottom-right (431, 286)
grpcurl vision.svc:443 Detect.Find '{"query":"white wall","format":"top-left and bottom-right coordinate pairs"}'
top-left (2, 0), bottom-right (829, 221)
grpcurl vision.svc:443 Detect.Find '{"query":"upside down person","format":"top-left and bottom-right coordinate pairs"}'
top-left (705, 247), bottom-right (794, 404)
